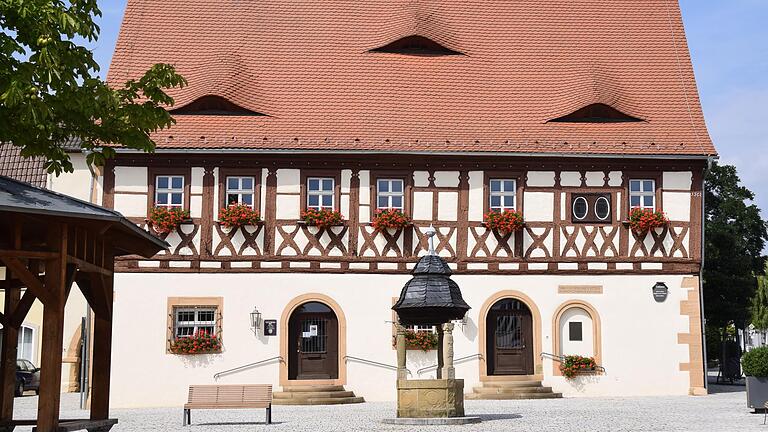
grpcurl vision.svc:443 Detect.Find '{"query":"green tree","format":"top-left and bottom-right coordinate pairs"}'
top-left (0, 0), bottom-right (186, 174)
top-left (704, 162), bottom-right (768, 332)
top-left (751, 264), bottom-right (768, 331)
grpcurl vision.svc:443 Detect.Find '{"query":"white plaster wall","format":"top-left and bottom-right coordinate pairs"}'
top-left (560, 172), bottom-right (581, 187)
top-left (608, 171), bottom-right (623, 187)
top-left (527, 171), bottom-right (555, 187)
top-left (433, 171), bottom-right (459, 188)
top-left (467, 171), bottom-right (484, 222)
top-left (341, 170), bottom-right (351, 193)
top-left (412, 191), bottom-right (432, 220)
top-left (523, 192), bottom-right (554, 222)
top-left (113, 194), bottom-right (147, 218)
top-left (559, 307), bottom-right (593, 357)
top-left (413, 171), bottom-right (430, 187)
top-left (112, 166), bottom-right (148, 194)
top-left (437, 191), bottom-right (457, 221)
top-left (664, 172), bottom-right (693, 190)
top-left (585, 172), bottom-right (604, 187)
top-left (110, 273), bottom-right (694, 408)
top-left (191, 168), bottom-right (204, 194)
top-left (276, 195), bottom-right (300, 219)
top-left (276, 169), bottom-right (300, 193)
top-left (663, 192), bottom-right (691, 222)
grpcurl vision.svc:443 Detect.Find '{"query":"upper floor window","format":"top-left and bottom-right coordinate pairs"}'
top-left (489, 179), bottom-right (516, 212)
top-left (307, 177), bottom-right (334, 210)
top-left (173, 306), bottom-right (217, 339)
top-left (155, 175), bottom-right (184, 208)
top-left (629, 179), bottom-right (655, 210)
top-left (226, 176), bottom-right (255, 207)
top-left (571, 193), bottom-right (612, 223)
top-left (377, 179), bottom-right (404, 210)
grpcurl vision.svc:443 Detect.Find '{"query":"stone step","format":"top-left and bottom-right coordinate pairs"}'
top-left (281, 385), bottom-right (346, 392)
top-left (472, 386), bottom-right (554, 394)
top-left (272, 396), bottom-right (365, 406)
top-left (465, 392), bottom-right (562, 400)
top-left (483, 375), bottom-right (543, 382)
top-left (480, 381), bottom-right (543, 388)
top-left (273, 391), bottom-right (355, 399)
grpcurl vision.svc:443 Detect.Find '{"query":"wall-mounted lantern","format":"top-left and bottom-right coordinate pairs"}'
top-left (652, 282), bottom-right (669, 303)
top-left (250, 307), bottom-right (262, 334)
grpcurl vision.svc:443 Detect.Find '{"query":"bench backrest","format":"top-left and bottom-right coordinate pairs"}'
top-left (187, 385), bottom-right (272, 405)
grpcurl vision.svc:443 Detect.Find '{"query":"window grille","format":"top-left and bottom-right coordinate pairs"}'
top-left (172, 306), bottom-right (219, 340)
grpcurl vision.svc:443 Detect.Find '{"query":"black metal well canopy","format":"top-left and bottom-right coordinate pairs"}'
top-left (392, 254), bottom-right (470, 325)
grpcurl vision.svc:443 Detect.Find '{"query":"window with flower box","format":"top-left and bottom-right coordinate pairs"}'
top-left (377, 179), bottom-right (405, 210)
top-left (489, 179), bottom-right (516, 212)
top-left (166, 297), bottom-right (223, 353)
top-left (226, 176), bottom-right (255, 207)
top-left (155, 175), bottom-right (185, 208)
top-left (307, 177), bottom-right (335, 210)
top-left (629, 179), bottom-right (656, 210)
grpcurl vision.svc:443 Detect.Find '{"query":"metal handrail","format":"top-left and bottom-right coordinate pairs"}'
top-left (416, 353), bottom-right (483, 375)
top-left (213, 356), bottom-right (284, 380)
top-left (344, 356), bottom-right (411, 376)
top-left (541, 352), bottom-right (606, 373)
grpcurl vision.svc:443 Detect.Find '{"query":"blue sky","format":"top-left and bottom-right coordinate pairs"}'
top-left (91, 1), bottom-right (768, 219)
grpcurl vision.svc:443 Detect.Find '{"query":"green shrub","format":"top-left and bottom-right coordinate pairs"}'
top-left (742, 346), bottom-right (768, 377)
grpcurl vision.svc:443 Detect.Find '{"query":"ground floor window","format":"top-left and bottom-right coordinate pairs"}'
top-left (166, 297), bottom-right (223, 352)
top-left (0, 325), bottom-right (36, 363)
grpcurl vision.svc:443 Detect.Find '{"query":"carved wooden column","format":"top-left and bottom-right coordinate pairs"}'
top-left (441, 323), bottom-right (455, 379)
top-left (396, 324), bottom-right (408, 381)
top-left (0, 282), bottom-right (20, 423)
top-left (264, 167), bottom-right (278, 256)
top-left (456, 171), bottom-right (469, 269)
top-left (199, 166), bottom-right (215, 259)
top-left (348, 170), bottom-right (360, 256)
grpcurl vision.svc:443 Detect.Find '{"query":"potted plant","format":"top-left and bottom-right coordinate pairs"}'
top-left (219, 203), bottom-right (261, 229)
top-left (169, 330), bottom-right (222, 355)
top-left (743, 346), bottom-right (768, 410)
top-left (559, 355), bottom-right (597, 379)
top-left (627, 207), bottom-right (668, 235)
top-left (372, 208), bottom-right (411, 230)
top-left (148, 207), bottom-right (189, 234)
top-left (300, 208), bottom-right (343, 228)
top-left (392, 329), bottom-right (438, 352)
top-left (484, 209), bottom-right (525, 234)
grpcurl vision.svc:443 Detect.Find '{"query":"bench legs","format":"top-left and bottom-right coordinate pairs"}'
top-left (266, 405), bottom-right (272, 425)
top-left (183, 409), bottom-right (190, 426)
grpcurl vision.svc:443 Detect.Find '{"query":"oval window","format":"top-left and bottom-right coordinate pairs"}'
top-left (572, 196), bottom-right (588, 220)
top-left (595, 196), bottom-right (611, 221)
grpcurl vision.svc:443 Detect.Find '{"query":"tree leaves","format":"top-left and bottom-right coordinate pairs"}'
top-left (704, 162), bottom-right (768, 329)
top-left (0, 0), bottom-right (186, 174)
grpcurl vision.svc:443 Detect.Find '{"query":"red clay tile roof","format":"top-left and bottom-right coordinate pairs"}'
top-left (108, 0), bottom-right (716, 157)
top-left (0, 143), bottom-right (47, 187)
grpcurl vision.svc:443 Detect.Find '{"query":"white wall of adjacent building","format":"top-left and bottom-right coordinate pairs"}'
top-left (109, 272), bottom-right (694, 408)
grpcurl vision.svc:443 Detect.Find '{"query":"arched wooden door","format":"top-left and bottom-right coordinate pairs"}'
top-left (288, 302), bottom-right (339, 380)
top-left (486, 298), bottom-right (534, 375)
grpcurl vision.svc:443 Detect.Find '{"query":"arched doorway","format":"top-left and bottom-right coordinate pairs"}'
top-left (288, 301), bottom-right (339, 380)
top-left (486, 298), bottom-right (534, 375)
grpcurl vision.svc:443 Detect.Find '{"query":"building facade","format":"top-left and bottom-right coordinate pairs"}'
top-left (103, 1), bottom-right (716, 407)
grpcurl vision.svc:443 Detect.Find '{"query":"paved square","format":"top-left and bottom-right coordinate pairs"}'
top-left (10, 386), bottom-right (762, 432)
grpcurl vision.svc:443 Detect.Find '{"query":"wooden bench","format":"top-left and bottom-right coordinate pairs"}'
top-left (183, 384), bottom-right (272, 426)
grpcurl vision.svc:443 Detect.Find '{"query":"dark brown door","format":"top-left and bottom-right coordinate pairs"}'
top-left (288, 302), bottom-right (338, 380)
top-left (486, 299), bottom-right (534, 375)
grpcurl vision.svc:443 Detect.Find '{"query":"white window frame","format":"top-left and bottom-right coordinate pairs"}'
top-left (489, 179), bottom-right (517, 212)
top-left (376, 179), bottom-right (405, 210)
top-left (629, 179), bottom-right (656, 210)
top-left (17, 324), bottom-right (36, 364)
top-left (407, 325), bottom-right (436, 333)
top-left (155, 175), bottom-right (185, 208)
top-left (225, 176), bottom-right (255, 208)
top-left (307, 177), bottom-right (335, 210)
top-left (173, 307), bottom-right (217, 340)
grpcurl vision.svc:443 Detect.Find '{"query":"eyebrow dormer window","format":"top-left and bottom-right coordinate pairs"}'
top-left (370, 35), bottom-right (463, 56)
top-left (170, 95), bottom-right (266, 116)
top-left (550, 103), bottom-right (641, 123)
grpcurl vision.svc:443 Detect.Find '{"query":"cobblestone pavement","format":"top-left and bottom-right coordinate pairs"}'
top-left (10, 385), bottom-right (762, 432)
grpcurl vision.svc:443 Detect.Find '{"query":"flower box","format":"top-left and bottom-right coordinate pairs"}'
top-left (372, 209), bottom-right (411, 230)
top-left (392, 329), bottom-right (438, 352)
top-left (299, 209), bottom-right (344, 228)
top-left (148, 207), bottom-right (190, 234)
top-left (169, 331), bottom-right (222, 355)
top-left (483, 210), bottom-right (525, 234)
top-left (219, 204), bottom-right (262, 228)
top-left (626, 208), bottom-right (668, 235)
top-left (559, 355), bottom-right (597, 379)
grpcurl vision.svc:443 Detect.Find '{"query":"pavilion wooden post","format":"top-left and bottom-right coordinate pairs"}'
top-left (36, 224), bottom-right (68, 432)
top-left (89, 263), bottom-right (114, 421)
top-left (0, 283), bottom-right (20, 423)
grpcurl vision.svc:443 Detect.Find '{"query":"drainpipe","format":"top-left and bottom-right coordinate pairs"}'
top-left (79, 149), bottom-right (96, 409)
top-left (699, 156), bottom-right (715, 392)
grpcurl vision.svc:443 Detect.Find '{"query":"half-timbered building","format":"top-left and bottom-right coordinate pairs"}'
top-left (102, 0), bottom-right (716, 407)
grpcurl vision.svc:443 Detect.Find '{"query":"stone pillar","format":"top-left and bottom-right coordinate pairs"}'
top-left (441, 323), bottom-right (455, 379)
top-left (396, 324), bottom-right (408, 380)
